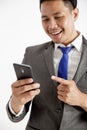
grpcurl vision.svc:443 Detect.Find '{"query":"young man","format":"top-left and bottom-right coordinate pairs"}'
top-left (6, 0), bottom-right (87, 130)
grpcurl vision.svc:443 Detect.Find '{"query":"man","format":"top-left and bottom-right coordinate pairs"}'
top-left (6, 0), bottom-right (87, 130)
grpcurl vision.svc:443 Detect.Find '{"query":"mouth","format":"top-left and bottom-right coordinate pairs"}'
top-left (49, 30), bottom-right (63, 36)
top-left (48, 29), bottom-right (64, 42)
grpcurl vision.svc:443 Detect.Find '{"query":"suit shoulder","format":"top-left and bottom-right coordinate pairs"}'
top-left (82, 35), bottom-right (87, 45)
top-left (25, 41), bottom-right (53, 52)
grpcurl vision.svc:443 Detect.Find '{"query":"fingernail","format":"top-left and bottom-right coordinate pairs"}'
top-left (36, 83), bottom-right (40, 88)
top-left (51, 75), bottom-right (55, 79)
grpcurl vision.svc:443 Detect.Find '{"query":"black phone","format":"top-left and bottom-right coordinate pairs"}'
top-left (13, 63), bottom-right (34, 80)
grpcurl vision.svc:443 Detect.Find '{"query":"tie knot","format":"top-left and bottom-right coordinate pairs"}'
top-left (58, 46), bottom-right (73, 54)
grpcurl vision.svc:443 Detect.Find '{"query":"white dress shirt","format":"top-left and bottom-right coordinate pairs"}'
top-left (53, 33), bottom-right (82, 79)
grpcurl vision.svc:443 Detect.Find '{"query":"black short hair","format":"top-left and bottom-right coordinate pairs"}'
top-left (40, 0), bottom-right (77, 9)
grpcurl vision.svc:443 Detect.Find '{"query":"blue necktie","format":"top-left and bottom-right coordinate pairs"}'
top-left (58, 46), bottom-right (73, 79)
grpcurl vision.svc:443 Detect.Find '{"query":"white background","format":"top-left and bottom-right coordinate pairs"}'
top-left (0, 0), bottom-right (87, 130)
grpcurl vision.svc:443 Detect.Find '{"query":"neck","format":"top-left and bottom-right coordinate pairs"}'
top-left (65, 31), bottom-right (80, 46)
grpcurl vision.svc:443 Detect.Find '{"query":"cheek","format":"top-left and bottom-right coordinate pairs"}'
top-left (62, 19), bottom-right (70, 28)
top-left (63, 18), bottom-right (74, 32)
top-left (42, 22), bottom-right (46, 30)
top-left (61, 15), bottom-right (72, 26)
top-left (42, 23), bottom-right (49, 33)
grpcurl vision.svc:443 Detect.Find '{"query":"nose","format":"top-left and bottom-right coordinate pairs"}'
top-left (48, 19), bottom-right (58, 30)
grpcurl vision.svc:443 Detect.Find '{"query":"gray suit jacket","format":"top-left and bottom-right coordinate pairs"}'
top-left (6, 36), bottom-right (87, 130)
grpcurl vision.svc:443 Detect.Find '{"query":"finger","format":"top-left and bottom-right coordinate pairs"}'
top-left (57, 90), bottom-right (65, 95)
top-left (20, 83), bottom-right (40, 94)
top-left (58, 86), bottom-right (65, 92)
top-left (57, 84), bottom-right (67, 91)
top-left (20, 88), bottom-right (40, 104)
top-left (58, 94), bottom-right (65, 102)
top-left (12, 78), bottom-right (34, 88)
top-left (12, 83), bottom-right (40, 95)
top-left (51, 75), bottom-right (69, 85)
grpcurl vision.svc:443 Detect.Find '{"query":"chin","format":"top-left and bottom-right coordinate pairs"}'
top-left (52, 39), bottom-right (61, 43)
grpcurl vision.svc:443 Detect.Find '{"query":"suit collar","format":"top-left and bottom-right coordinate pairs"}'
top-left (73, 36), bottom-right (87, 83)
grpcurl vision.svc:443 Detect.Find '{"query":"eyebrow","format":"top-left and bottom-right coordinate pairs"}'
top-left (41, 12), bottom-right (62, 18)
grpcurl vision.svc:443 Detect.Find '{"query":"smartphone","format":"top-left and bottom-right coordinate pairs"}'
top-left (13, 63), bottom-right (34, 80)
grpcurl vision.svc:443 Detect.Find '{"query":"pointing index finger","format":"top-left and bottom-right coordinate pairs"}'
top-left (51, 75), bottom-right (69, 85)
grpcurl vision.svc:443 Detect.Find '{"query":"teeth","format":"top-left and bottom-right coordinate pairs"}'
top-left (51, 31), bottom-right (61, 35)
top-left (52, 32), bottom-right (59, 35)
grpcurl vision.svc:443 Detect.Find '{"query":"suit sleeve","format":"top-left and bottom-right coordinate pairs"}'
top-left (6, 100), bottom-right (31, 122)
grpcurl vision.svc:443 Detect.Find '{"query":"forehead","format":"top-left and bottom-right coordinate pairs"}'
top-left (40, 0), bottom-right (69, 16)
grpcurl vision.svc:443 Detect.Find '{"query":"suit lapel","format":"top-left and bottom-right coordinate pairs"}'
top-left (43, 41), bottom-right (55, 76)
top-left (74, 37), bottom-right (87, 83)
top-left (43, 41), bottom-right (57, 86)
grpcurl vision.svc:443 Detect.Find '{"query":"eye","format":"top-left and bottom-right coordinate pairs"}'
top-left (42, 18), bottom-right (49, 22)
top-left (55, 16), bottom-right (62, 20)
top-left (54, 15), bottom-right (64, 21)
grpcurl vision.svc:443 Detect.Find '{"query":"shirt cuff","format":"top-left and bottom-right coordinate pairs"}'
top-left (8, 100), bottom-right (24, 117)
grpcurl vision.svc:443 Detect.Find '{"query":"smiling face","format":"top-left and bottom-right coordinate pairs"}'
top-left (40, 0), bottom-right (79, 45)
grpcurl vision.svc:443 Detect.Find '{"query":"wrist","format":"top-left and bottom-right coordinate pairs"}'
top-left (79, 93), bottom-right (87, 112)
top-left (10, 96), bottom-right (23, 114)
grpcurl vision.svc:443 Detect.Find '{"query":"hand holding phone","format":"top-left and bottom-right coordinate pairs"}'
top-left (11, 63), bottom-right (40, 113)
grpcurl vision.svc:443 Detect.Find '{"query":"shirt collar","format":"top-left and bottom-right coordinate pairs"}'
top-left (54, 33), bottom-right (82, 52)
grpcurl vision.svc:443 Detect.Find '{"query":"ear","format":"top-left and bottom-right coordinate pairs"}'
top-left (72, 8), bottom-right (79, 21)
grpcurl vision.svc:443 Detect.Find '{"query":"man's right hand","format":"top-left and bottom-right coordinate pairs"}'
top-left (10, 78), bottom-right (40, 114)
